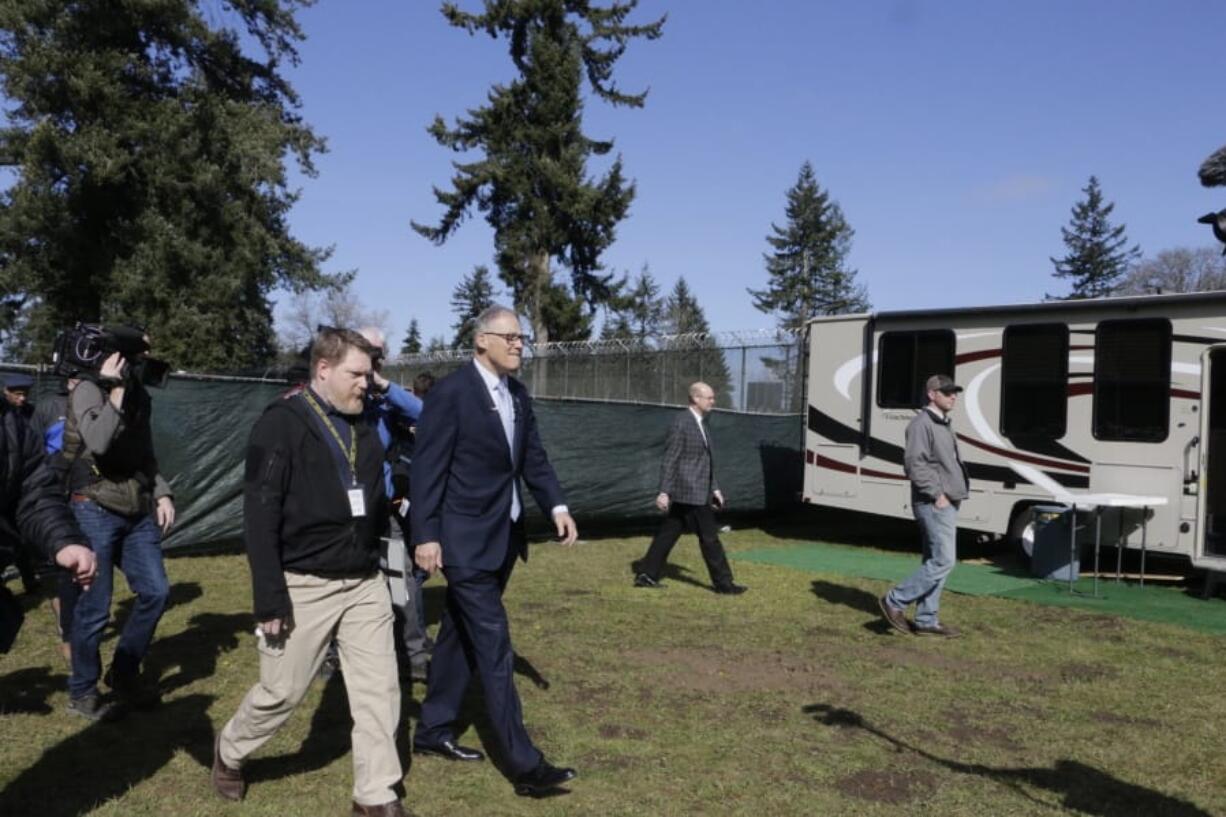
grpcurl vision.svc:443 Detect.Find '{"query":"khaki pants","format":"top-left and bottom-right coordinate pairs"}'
top-left (219, 572), bottom-right (402, 806)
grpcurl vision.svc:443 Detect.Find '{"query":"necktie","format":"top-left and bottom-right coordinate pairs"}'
top-left (495, 383), bottom-right (521, 521)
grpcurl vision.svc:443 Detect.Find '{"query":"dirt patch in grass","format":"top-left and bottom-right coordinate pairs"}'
top-left (575, 750), bottom-right (636, 772)
top-left (625, 647), bottom-right (846, 694)
top-left (834, 768), bottom-right (936, 804)
top-left (1059, 662), bottom-right (1118, 683)
top-left (598, 723), bottom-right (649, 740)
top-left (943, 710), bottom-right (1023, 752)
top-left (1091, 710), bottom-right (1164, 729)
top-left (561, 679), bottom-right (618, 706)
top-left (873, 645), bottom-right (1046, 685)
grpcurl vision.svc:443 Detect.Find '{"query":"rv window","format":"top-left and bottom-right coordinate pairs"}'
top-left (877, 330), bottom-right (956, 408)
top-left (1001, 323), bottom-right (1069, 439)
top-left (1093, 319), bottom-right (1171, 442)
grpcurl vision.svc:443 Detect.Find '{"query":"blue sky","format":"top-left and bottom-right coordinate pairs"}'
top-left (277, 0), bottom-right (1226, 347)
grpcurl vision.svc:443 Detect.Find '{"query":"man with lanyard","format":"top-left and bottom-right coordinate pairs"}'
top-left (213, 327), bottom-right (408, 816)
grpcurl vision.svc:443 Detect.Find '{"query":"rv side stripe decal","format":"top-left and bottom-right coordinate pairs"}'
top-left (1065, 383), bottom-right (1200, 399)
top-left (807, 405), bottom-right (1091, 489)
top-left (955, 433), bottom-right (1091, 474)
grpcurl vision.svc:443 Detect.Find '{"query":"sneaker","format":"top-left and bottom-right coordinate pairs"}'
top-left (67, 693), bottom-right (120, 722)
top-left (633, 573), bottom-right (664, 589)
top-left (321, 653), bottom-right (342, 681)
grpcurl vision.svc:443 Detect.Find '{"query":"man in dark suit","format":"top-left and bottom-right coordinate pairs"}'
top-left (410, 305), bottom-right (579, 797)
top-left (633, 382), bottom-right (747, 594)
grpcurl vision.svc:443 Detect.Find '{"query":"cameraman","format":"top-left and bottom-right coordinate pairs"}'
top-left (64, 345), bottom-right (175, 720)
top-left (1, 388), bottom-right (96, 657)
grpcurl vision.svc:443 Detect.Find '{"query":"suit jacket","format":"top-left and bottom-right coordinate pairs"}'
top-left (657, 408), bottom-right (720, 507)
top-left (410, 361), bottom-right (566, 571)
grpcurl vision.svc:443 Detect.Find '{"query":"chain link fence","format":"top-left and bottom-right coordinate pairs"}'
top-left (386, 329), bottom-right (805, 414)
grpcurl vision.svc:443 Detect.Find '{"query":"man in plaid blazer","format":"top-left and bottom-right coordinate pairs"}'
top-left (633, 382), bottom-right (747, 594)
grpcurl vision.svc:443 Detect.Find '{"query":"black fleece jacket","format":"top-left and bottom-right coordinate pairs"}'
top-left (242, 391), bottom-right (388, 621)
top-left (0, 402), bottom-right (83, 570)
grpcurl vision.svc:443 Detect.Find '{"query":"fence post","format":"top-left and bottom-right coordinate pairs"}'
top-left (740, 346), bottom-right (748, 411)
top-left (625, 348), bottom-right (630, 401)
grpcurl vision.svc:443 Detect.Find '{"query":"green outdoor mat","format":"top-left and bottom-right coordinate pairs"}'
top-left (731, 542), bottom-right (1226, 634)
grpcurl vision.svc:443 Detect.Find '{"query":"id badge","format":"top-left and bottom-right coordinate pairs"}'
top-left (348, 485), bottom-right (367, 517)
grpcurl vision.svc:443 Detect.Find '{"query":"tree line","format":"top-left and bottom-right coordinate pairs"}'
top-left (2, 1), bottom-right (1223, 374)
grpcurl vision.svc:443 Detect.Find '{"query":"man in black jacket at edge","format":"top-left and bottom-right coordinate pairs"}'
top-left (212, 328), bottom-right (410, 817)
top-left (1, 392), bottom-right (96, 656)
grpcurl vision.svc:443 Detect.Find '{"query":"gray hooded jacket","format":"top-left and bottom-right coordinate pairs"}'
top-left (904, 407), bottom-right (970, 504)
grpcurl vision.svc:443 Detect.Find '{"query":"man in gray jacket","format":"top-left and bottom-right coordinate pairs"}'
top-left (879, 374), bottom-right (969, 637)
top-left (633, 382), bottom-right (746, 594)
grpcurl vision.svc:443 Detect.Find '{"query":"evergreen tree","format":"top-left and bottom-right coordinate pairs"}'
top-left (450, 265), bottom-right (497, 348)
top-left (426, 335), bottom-right (449, 353)
top-left (603, 266), bottom-right (662, 341)
top-left (411, 1), bottom-right (664, 347)
top-left (400, 319), bottom-right (423, 356)
top-left (540, 280), bottom-right (593, 342)
top-left (661, 277), bottom-right (731, 406)
top-left (749, 162), bottom-right (867, 332)
top-left (1049, 176), bottom-right (1141, 299)
top-left (0, 0), bottom-right (335, 370)
top-left (1201, 143), bottom-right (1226, 187)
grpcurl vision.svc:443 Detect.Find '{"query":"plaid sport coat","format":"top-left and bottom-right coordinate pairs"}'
top-left (657, 408), bottom-right (720, 506)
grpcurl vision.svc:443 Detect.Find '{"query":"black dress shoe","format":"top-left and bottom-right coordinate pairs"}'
top-left (634, 573), bottom-right (664, 588)
top-left (513, 760), bottom-right (577, 796)
top-left (413, 739), bottom-right (485, 762)
top-left (713, 583), bottom-right (748, 595)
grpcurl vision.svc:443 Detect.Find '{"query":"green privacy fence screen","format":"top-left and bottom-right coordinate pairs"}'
top-left (4, 367), bottom-right (803, 549)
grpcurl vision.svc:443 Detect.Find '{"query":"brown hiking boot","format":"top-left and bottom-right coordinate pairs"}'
top-left (211, 734), bottom-right (246, 801)
top-left (878, 595), bottom-right (911, 635)
top-left (912, 622), bottom-right (961, 638)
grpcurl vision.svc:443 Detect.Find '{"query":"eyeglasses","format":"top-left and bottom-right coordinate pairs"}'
top-left (483, 332), bottom-right (532, 346)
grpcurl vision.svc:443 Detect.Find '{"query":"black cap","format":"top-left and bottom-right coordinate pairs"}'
top-left (925, 374), bottom-right (963, 394)
top-left (2, 373), bottom-right (34, 390)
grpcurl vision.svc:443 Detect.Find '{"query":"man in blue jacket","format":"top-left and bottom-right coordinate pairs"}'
top-left (410, 305), bottom-right (579, 797)
top-left (357, 326), bottom-right (429, 679)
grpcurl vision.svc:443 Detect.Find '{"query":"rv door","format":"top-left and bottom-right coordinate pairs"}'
top-left (1195, 345), bottom-right (1226, 565)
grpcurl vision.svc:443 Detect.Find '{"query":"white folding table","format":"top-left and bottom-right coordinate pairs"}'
top-left (1058, 493), bottom-right (1168, 596)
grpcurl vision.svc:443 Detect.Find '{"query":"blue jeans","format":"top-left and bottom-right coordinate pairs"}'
top-left (887, 501), bottom-right (958, 627)
top-left (69, 499), bottom-right (169, 698)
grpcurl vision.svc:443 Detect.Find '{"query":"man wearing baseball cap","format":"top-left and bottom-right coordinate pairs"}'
top-left (879, 374), bottom-right (969, 638)
top-left (2, 373), bottom-right (35, 420)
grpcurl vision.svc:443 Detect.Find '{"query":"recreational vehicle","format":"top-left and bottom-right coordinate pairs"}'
top-left (802, 291), bottom-right (1226, 573)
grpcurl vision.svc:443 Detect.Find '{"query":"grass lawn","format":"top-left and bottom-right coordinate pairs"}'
top-left (2, 525), bottom-right (1224, 816)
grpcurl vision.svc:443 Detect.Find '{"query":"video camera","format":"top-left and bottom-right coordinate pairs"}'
top-left (52, 323), bottom-right (171, 388)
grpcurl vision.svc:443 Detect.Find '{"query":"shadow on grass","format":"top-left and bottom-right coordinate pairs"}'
top-left (145, 610), bottom-right (248, 695)
top-left (114, 580), bottom-right (203, 623)
top-left (246, 673), bottom-right (352, 784)
top-left (809, 580), bottom-right (898, 636)
top-left (802, 703), bottom-right (1212, 816)
top-left (103, 581), bottom-right (205, 646)
top-left (0, 693), bottom-right (215, 817)
top-left (0, 665), bottom-right (66, 714)
top-left (810, 579), bottom-right (880, 616)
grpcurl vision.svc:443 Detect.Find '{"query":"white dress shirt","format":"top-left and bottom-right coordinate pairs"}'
top-left (472, 360), bottom-right (568, 520)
